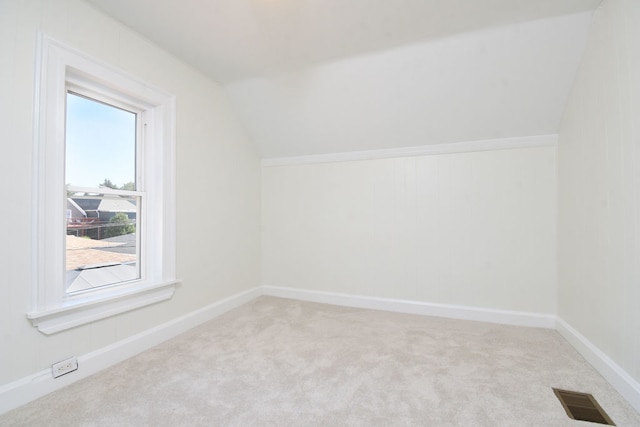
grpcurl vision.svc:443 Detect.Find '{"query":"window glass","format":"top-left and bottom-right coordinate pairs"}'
top-left (65, 93), bottom-right (139, 294)
top-left (65, 92), bottom-right (136, 189)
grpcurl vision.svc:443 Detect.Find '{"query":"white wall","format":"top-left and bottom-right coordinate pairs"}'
top-left (0, 0), bottom-right (260, 386)
top-left (5, 0), bottom-right (638, 414)
top-left (262, 145), bottom-right (557, 314)
top-left (558, 0), bottom-right (640, 385)
top-left (225, 12), bottom-right (591, 158)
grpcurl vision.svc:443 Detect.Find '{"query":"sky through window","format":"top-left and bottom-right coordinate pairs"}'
top-left (65, 93), bottom-right (136, 189)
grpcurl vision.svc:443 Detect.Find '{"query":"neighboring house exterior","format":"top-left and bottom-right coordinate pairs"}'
top-left (67, 195), bottom-right (137, 240)
top-left (66, 198), bottom-right (87, 221)
top-left (70, 196), bottom-right (137, 222)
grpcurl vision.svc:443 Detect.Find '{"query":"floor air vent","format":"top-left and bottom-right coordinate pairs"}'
top-left (553, 388), bottom-right (615, 425)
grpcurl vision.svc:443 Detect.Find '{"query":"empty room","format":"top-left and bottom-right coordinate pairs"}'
top-left (1, 0), bottom-right (639, 425)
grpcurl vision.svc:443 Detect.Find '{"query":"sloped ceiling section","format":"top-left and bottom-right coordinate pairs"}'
top-left (86, 0), bottom-right (598, 158)
top-left (226, 12), bottom-right (593, 157)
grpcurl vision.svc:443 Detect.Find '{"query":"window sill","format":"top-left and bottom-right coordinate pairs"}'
top-left (27, 280), bottom-right (180, 335)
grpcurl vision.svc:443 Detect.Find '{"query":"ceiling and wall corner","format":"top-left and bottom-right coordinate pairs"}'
top-left (85, 0), bottom-right (600, 158)
top-left (225, 12), bottom-right (593, 158)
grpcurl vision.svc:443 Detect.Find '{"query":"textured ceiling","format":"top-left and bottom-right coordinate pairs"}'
top-left (85, 0), bottom-right (601, 158)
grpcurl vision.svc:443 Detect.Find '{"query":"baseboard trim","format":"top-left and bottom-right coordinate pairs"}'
top-left (262, 285), bottom-right (557, 329)
top-left (556, 317), bottom-right (640, 413)
top-left (0, 286), bottom-right (262, 415)
top-left (4, 286), bottom-right (639, 417)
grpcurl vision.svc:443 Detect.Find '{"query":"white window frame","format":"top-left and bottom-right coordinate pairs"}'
top-left (29, 34), bottom-right (178, 334)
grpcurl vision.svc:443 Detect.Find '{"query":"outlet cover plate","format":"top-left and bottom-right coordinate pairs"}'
top-left (52, 357), bottom-right (78, 378)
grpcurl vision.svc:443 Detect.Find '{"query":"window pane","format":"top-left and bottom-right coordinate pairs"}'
top-left (66, 192), bottom-right (140, 294)
top-left (65, 93), bottom-right (140, 294)
top-left (65, 92), bottom-right (136, 190)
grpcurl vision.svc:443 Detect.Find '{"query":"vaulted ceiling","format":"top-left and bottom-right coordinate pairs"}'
top-left (86, 0), bottom-right (601, 158)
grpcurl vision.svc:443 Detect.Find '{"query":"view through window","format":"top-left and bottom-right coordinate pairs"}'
top-left (65, 92), bottom-right (141, 294)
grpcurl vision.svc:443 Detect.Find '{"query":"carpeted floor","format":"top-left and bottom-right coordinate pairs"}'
top-left (2, 296), bottom-right (639, 426)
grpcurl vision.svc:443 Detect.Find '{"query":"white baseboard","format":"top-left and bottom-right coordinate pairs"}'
top-left (262, 285), bottom-right (557, 329)
top-left (267, 286), bottom-right (640, 412)
top-left (556, 317), bottom-right (640, 413)
top-left (0, 286), bottom-right (262, 415)
top-left (4, 286), bottom-right (639, 418)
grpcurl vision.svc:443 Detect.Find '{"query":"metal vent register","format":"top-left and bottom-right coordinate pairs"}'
top-left (553, 388), bottom-right (615, 425)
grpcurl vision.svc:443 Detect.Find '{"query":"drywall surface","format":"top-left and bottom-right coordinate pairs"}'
top-left (262, 146), bottom-right (557, 314)
top-left (558, 0), bottom-right (640, 384)
top-left (226, 12), bottom-right (592, 158)
top-left (87, 0), bottom-right (600, 83)
top-left (0, 0), bottom-right (260, 385)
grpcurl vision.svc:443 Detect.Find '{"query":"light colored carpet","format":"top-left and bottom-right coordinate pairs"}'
top-left (2, 296), bottom-right (639, 426)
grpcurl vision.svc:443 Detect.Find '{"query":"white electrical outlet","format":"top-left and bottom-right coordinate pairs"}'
top-left (52, 357), bottom-right (78, 378)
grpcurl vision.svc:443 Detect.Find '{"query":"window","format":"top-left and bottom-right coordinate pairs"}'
top-left (65, 92), bottom-right (140, 294)
top-left (29, 34), bottom-right (178, 334)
